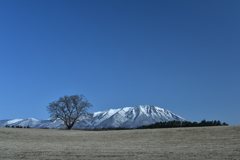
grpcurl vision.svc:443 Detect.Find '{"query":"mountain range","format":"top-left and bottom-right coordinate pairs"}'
top-left (0, 105), bottom-right (186, 129)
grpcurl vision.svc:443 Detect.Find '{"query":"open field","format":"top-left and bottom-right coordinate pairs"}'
top-left (0, 126), bottom-right (239, 160)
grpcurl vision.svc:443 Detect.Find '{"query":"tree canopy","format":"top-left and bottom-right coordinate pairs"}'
top-left (47, 94), bottom-right (92, 129)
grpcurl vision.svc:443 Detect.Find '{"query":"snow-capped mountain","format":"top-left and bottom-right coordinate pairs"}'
top-left (0, 105), bottom-right (186, 129)
top-left (0, 118), bottom-right (64, 129)
top-left (83, 105), bottom-right (186, 128)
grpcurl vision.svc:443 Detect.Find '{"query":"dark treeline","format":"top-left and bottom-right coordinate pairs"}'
top-left (5, 125), bottom-right (31, 128)
top-left (4, 120), bottom-right (229, 130)
top-left (137, 120), bottom-right (228, 129)
top-left (73, 127), bottom-right (132, 131)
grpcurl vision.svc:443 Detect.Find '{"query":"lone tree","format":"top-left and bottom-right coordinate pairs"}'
top-left (47, 94), bottom-right (92, 129)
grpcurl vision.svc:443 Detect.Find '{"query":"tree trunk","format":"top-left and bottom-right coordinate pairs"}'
top-left (67, 123), bottom-right (75, 129)
top-left (67, 125), bottom-right (72, 129)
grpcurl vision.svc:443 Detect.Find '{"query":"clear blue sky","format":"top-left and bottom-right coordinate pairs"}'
top-left (0, 0), bottom-right (239, 125)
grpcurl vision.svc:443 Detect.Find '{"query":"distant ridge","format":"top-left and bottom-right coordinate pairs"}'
top-left (0, 105), bottom-right (186, 129)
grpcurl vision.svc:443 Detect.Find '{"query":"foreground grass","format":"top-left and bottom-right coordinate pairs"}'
top-left (0, 126), bottom-right (239, 160)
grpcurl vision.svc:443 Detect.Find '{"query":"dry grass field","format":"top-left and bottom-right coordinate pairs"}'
top-left (0, 126), bottom-right (239, 160)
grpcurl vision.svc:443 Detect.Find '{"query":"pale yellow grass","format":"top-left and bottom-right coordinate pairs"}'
top-left (0, 126), bottom-right (239, 160)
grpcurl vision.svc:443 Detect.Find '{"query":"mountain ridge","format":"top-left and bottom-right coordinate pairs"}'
top-left (0, 105), bottom-right (186, 129)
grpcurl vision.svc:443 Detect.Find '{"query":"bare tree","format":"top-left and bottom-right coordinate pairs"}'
top-left (47, 94), bottom-right (92, 129)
